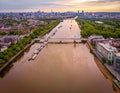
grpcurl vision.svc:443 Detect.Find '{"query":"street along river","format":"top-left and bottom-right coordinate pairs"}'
top-left (0, 18), bottom-right (116, 93)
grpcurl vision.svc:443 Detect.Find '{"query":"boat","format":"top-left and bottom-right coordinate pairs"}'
top-left (31, 54), bottom-right (37, 60)
top-left (34, 50), bottom-right (39, 54)
top-left (28, 58), bottom-right (32, 61)
top-left (113, 79), bottom-right (120, 89)
top-left (58, 25), bottom-right (62, 29)
top-left (41, 46), bottom-right (44, 48)
top-left (37, 48), bottom-right (41, 51)
top-left (38, 46), bottom-right (42, 51)
top-left (44, 42), bottom-right (47, 45)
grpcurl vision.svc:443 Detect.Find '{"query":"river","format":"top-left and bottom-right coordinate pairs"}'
top-left (0, 18), bottom-right (115, 93)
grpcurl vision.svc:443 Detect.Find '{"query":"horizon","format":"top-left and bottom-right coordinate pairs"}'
top-left (0, 11), bottom-right (120, 13)
top-left (0, 0), bottom-right (120, 12)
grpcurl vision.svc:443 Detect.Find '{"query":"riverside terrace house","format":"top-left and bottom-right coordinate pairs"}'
top-left (0, 44), bottom-right (10, 52)
top-left (114, 53), bottom-right (120, 75)
top-left (0, 37), bottom-right (11, 52)
top-left (3, 36), bottom-right (20, 44)
top-left (96, 42), bottom-right (118, 64)
top-left (88, 36), bottom-right (104, 46)
top-left (28, 19), bottom-right (48, 27)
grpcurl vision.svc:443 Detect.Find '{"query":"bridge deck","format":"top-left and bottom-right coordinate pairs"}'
top-left (34, 38), bottom-right (87, 43)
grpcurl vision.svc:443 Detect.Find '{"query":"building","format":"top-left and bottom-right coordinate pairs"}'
top-left (96, 42), bottom-right (118, 64)
top-left (0, 42), bottom-right (11, 47)
top-left (114, 53), bottom-right (120, 75)
top-left (88, 35), bottom-right (104, 46)
top-left (95, 21), bottom-right (104, 24)
top-left (3, 36), bottom-right (19, 44)
top-left (111, 38), bottom-right (120, 52)
top-left (0, 46), bottom-right (8, 52)
top-left (0, 42), bottom-right (11, 52)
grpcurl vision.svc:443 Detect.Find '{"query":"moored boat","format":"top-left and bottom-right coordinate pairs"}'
top-left (34, 50), bottom-right (39, 54)
top-left (31, 54), bottom-right (37, 60)
top-left (113, 79), bottom-right (120, 89)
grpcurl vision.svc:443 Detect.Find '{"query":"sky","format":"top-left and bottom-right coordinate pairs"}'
top-left (0, 0), bottom-right (120, 12)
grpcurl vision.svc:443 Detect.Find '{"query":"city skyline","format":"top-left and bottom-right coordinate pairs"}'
top-left (0, 0), bottom-right (120, 12)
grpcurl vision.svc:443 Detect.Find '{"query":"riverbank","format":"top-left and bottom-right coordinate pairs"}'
top-left (0, 18), bottom-right (116, 93)
top-left (87, 41), bottom-right (120, 93)
top-left (0, 41), bottom-right (35, 72)
top-left (0, 19), bottom-right (60, 72)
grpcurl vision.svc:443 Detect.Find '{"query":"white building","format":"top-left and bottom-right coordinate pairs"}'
top-left (0, 46), bottom-right (8, 52)
top-left (95, 21), bottom-right (104, 24)
top-left (96, 43), bottom-right (118, 64)
top-left (114, 53), bottom-right (120, 74)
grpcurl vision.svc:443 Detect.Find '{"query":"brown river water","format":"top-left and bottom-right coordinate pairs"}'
top-left (0, 18), bottom-right (115, 93)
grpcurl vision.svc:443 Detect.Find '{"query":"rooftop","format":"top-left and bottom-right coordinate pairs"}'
top-left (116, 53), bottom-right (120, 57)
top-left (89, 35), bottom-right (104, 39)
top-left (99, 43), bottom-right (118, 52)
top-left (95, 21), bottom-right (104, 24)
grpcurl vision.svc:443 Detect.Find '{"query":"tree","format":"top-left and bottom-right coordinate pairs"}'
top-left (108, 60), bottom-right (112, 65)
top-left (77, 18), bottom-right (120, 38)
top-left (0, 19), bottom-right (60, 68)
top-left (0, 53), bottom-right (4, 59)
top-left (101, 57), bottom-right (106, 63)
top-left (3, 55), bottom-right (10, 62)
top-left (0, 32), bottom-right (7, 35)
top-left (0, 59), bottom-right (5, 63)
top-left (0, 59), bottom-right (5, 67)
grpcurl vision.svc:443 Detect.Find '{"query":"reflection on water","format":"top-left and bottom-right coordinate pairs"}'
top-left (0, 49), bottom-right (26, 78)
top-left (49, 18), bottom-right (81, 39)
top-left (0, 19), bottom-right (115, 93)
top-left (0, 64), bottom-right (13, 78)
top-left (0, 43), bottom-right (40, 78)
top-left (0, 44), bottom-right (115, 93)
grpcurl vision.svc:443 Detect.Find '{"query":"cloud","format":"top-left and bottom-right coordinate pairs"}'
top-left (0, 0), bottom-right (71, 11)
top-left (0, 0), bottom-right (119, 12)
top-left (71, 0), bottom-right (120, 12)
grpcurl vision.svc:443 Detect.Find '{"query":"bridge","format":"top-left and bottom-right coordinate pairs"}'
top-left (34, 38), bottom-right (87, 44)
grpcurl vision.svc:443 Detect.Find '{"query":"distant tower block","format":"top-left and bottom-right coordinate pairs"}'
top-left (82, 10), bottom-right (84, 13)
top-left (78, 10), bottom-right (80, 14)
top-left (82, 10), bottom-right (84, 15)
